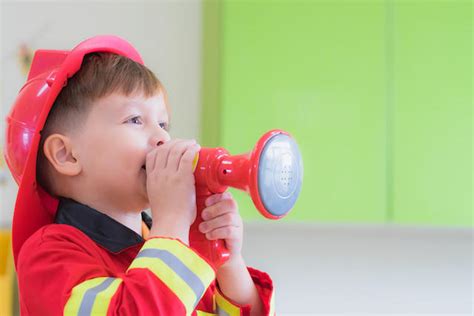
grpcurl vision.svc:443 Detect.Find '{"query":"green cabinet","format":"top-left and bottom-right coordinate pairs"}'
top-left (201, 0), bottom-right (472, 226)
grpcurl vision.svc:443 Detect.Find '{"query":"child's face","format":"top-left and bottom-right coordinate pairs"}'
top-left (72, 91), bottom-right (170, 212)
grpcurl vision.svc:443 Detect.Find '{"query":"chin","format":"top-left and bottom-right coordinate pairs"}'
top-left (137, 191), bottom-right (150, 210)
top-left (141, 200), bottom-right (151, 211)
top-left (132, 195), bottom-right (148, 211)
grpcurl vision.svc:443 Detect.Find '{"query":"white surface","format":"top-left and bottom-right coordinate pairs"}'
top-left (242, 222), bottom-right (473, 314)
top-left (0, 0), bottom-right (202, 227)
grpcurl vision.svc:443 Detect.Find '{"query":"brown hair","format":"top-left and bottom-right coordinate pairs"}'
top-left (36, 52), bottom-right (165, 196)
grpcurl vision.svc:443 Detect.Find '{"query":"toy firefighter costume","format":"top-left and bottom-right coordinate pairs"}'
top-left (3, 35), bottom-right (275, 315)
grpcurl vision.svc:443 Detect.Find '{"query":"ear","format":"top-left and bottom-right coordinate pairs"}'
top-left (43, 134), bottom-right (82, 176)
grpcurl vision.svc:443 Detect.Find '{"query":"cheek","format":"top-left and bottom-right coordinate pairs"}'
top-left (80, 131), bottom-right (140, 170)
top-left (103, 132), bottom-right (147, 170)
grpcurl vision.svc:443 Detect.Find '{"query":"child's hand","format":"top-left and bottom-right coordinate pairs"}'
top-left (146, 139), bottom-right (201, 244)
top-left (199, 191), bottom-right (243, 263)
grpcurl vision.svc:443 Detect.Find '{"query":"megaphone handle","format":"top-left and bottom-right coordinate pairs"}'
top-left (189, 192), bottom-right (230, 268)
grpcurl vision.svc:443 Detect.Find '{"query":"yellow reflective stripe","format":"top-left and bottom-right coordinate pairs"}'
top-left (197, 311), bottom-right (217, 316)
top-left (64, 278), bottom-right (104, 315)
top-left (215, 291), bottom-right (241, 316)
top-left (129, 257), bottom-right (196, 315)
top-left (128, 238), bottom-right (215, 315)
top-left (268, 288), bottom-right (275, 316)
top-left (63, 277), bottom-right (122, 316)
top-left (141, 238), bottom-right (214, 286)
top-left (92, 278), bottom-right (122, 315)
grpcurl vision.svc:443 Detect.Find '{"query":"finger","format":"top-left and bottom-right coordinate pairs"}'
top-left (205, 191), bottom-right (232, 207)
top-left (145, 148), bottom-right (157, 172)
top-left (205, 193), bottom-right (224, 207)
top-left (205, 226), bottom-right (239, 241)
top-left (153, 139), bottom-right (183, 170)
top-left (199, 212), bottom-right (239, 234)
top-left (201, 198), bottom-right (238, 221)
top-left (178, 143), bottom-right (201, 174)
top-left (166, 139), bottom-right (197, 171)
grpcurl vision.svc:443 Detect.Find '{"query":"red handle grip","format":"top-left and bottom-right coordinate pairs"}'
top-left (189, 190), bottom-right (230, 268)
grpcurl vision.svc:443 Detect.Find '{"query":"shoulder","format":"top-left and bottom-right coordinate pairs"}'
top-left (15, 225), bottom-right (110, 315)
top-left (18, 224), bottom-right (99, 265)
top-left (24, 223), bottom-right (91, 246)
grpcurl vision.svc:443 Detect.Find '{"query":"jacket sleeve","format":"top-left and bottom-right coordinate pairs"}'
top-left (213, 267), bottom-right (275, 316)
top-left (17, 228), bottom-right (216, 316)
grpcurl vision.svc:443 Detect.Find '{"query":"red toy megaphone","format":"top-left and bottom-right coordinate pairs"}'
top-left (190, 129), bottom-right (303, 267)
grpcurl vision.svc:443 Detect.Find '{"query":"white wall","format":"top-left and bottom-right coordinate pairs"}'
top-left (0, 0), bottom-right (202, 227)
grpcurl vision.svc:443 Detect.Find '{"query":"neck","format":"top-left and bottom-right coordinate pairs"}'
top-left (100, 208), bottom-right (143, 237)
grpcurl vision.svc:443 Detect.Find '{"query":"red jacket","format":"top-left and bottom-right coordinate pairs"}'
top-left (17, 197), bottom-right (275, 315)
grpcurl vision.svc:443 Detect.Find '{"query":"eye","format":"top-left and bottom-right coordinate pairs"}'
top-left (126, 116), bottom-right (143, 125)
top-left (159, 122), bottom-right (168, 130)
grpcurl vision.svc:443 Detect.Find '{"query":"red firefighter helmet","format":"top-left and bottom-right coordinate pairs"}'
top-left (3, 35), bottom-right (144, 266)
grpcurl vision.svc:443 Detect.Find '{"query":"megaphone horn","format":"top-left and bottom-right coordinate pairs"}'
top-left (190, 129), bottom-right (304, 267)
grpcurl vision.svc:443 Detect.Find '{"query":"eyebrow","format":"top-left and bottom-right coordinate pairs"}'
top-left (120, 101), bottom-right (164, 113)
top-left (120, 101), bottom-right (141, 110)
top-left (120, 101), bottom-right (169, 122)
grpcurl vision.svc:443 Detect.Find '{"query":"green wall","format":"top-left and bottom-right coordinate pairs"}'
top-left (201, 0), bottom-right (472, 226)
top-left (392, 1), bottom-right (472, 226)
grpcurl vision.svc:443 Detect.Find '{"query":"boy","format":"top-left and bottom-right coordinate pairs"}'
top-left (4, 35), bottom-right (274, 315)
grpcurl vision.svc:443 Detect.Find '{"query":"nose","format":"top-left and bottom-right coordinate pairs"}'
top-left (150, 130), bottom-right (170, 147)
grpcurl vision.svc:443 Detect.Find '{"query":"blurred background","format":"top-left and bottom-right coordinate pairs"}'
top-left (0, 0), bottom-right (472, 315)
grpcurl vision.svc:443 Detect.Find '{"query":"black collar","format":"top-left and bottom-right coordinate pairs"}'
top-left (55, 197), bottom-right (152, 253)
